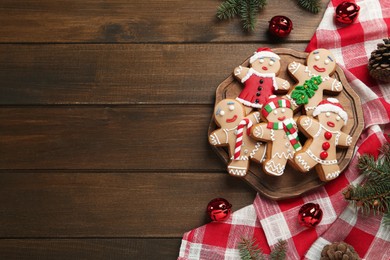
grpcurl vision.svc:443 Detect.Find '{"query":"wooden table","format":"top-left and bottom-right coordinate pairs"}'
top-left (0, 1), bottom-right (329, 258)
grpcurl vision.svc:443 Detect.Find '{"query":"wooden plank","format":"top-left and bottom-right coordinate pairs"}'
top-left (0, 0), bottom-right (328, 43)
top-left (0, 172), bottom-right (256, 237)
top-left (0, 238), bottom-right (181, 259)
top-left (0, 105), bottom-right (225, 170)
top-left (0, 43), bottom-right (308, 105)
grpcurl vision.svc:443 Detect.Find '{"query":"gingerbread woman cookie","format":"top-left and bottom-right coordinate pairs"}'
top-left (209, 99), bottom-right (267, 177)
top-left (251, 96), bottom-right (302, 176)
top-left (286, 49), bottom-right (343, 115)
top-left (294, 98), bottom-right (352, 181)
top-left (233, 48), bottom-right (290, 112)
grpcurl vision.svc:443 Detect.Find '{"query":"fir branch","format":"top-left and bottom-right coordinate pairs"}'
top-left (238, 238), bottom-right (287, 260)
top-left (269, 240), bottom-right (287, 260)
top-left (239, 0), bottom-right (258, 31)
top-left (343, 143), bottom-right (390, 226)
top-left (216, 0), bottom-right (267, 31)
top-left (238, 238), bottom-right (266, 260)
top-left (297, 0), bottom-right (321, 14)
top-left (217, 0), bottom-right (240, 20)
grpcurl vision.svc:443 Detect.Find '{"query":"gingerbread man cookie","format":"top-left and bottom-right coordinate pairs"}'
top-left (209, 99), bottom-right (267, 177)
top-left (234, 48), bottom-right (290, 112)
top-left (294, 98), bottom-right (352, 182)
top-left (251, 96), bottom-right (302, 176)
top-left (286, 49), bottom-right (343, 115)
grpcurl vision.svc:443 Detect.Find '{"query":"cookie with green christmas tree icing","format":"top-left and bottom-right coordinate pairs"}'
top-left (285, 49), bottom-right (343, 116)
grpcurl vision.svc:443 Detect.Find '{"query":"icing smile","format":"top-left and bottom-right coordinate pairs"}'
top-left (226, 115), bottom-right (238, 123)
top-left (313, 65), bottom-right (326, 72)
top-left (278, 116), bottom-right (286, 121)
top-left (327, 121), bottom-right (335, 127)
top-left (262, 66), bottom-right (268, 71)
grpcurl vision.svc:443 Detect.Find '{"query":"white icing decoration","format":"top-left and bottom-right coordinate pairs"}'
top-left (236, 97), bottom-right (263, 109)
top-left (347, 136), bottom-right (352, 146)
top-left (265, 160), bottom-right (285, 176)
top-left (281, 80), bottom-right (289, 90)
top-left (234, 65), bottom-right (243, 76)
top-left (270, 129), bottom-right (275, 141)
top-left (315, 55), bottom-right (320, 61)
top-left (326, 170), bottom-right (340, 180)
top-left (253, 126), bottom-right (263, 138)
top-left (228, 166), bottom-right (247, 176)
top-left (305, 106), bottom-right (317, 111)
top-left (306, 149), bottom-right (338, 165)
top-left (302, 117), bottom-right (313, 130)
top-left (331, 80), bottom-right (342, 91)
top-left (249, 142), bottom-right (261, 158)
top-left (295, 155), bottom-right (311, 171)
top-left (273, 150), bottom-right (294, 160)
top-left (324, 59), bottom-right (330, 65)
top-left (285, 94), bottom-right (298, 107)
top-left (253, 112), bottom-right (261, 123)
top-left (230, 155), bottom-right (249, 160)
top-left (289, 61), bottom-right (300, 75)
top-left (210, 133), bottom-right (220, 145)
top-left (228, 105), bottom-right (234, 111)
top-left (223, 126), bottom-right (238, 143)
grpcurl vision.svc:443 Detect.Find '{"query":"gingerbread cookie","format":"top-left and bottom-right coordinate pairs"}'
top-left (294, 98), bottom-right (352, 181)
top-left (251, 96), bottom-right (302, 176)
top-left (209, 99), bottom-right (267, 177)
top-left (233, 48), bottom-right (290, 112)
top-left (286, 49), bottom-right (343, 115)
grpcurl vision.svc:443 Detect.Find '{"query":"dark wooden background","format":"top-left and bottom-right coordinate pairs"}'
top-left (0, 1), bottom-right (329, 259)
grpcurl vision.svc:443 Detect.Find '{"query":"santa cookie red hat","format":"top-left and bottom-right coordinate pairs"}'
top-left (250, 47), bottom-right (281, 64)
top-left (313, 98), bottom-right (348, 125)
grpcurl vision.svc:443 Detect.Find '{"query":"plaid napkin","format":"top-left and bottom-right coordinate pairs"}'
top-left (179, 0), bottom-right (390, 259)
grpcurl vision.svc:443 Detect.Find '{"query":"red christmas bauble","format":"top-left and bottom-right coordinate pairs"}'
top-left (269, 16), bottom-right (293, 38)
top-left (335, 1), bottom-right (360, 25)
top-left (298, 203), bottom-right (323, 228)
top-left (206, 198), bottom-right (232, 222)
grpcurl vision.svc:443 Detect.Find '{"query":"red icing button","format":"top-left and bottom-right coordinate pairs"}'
top-left (322, 142), bottom-right (330, 150)
top-left (324, 132), bottom-right (332, 140)
top-left (320, 151), bottom-right (328, 160)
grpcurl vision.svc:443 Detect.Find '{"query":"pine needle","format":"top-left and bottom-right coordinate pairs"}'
top-left (297, 0), bottom-right (321, 14)
top-left (216, 0), bottom-right (267, 31)
top-left (217, 0), bottom-right (240, 20)
top-left (344, 143), bottom-right (390, 227)
top-left (269, 240), bottom-right (287, 260)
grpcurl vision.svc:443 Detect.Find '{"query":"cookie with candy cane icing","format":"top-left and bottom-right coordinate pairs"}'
top-left (209, 99), bottom-right (267, 177)
top-left (233, 48), bottom-right (290, 113)
top-left (294, 98), bottom-right (352, 181)
top-left (251, 96), bottom-right (302, 176)
top-left (285, 49), bottom-right (343, 116)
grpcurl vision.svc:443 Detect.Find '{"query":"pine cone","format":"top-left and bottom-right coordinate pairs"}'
top-left (368, 38), bottom-right (390, 83)
top-left (320, 242), bottom-right (360, 260)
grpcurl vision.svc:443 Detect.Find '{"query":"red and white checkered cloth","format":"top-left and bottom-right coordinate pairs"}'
top-left (179, 0), bottom-right (390, 259)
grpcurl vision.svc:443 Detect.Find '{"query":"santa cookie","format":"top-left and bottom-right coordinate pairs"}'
top-left (294, 98), bottom-right (353, 181)
top-left (251, 96), bottom-right (302, 176)
top-left (286, 49), bottom-right (343, 115)
top-left (209, 99), bottom-right (267, 177)
top-left (233, 48), bottom-right (290, 112)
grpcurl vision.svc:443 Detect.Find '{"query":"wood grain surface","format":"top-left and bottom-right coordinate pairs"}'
top-left (0, 0), bottom-right (330, 258)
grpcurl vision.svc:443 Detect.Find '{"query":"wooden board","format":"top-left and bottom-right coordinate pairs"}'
top-left (208, 48), bottom-right (364, 200)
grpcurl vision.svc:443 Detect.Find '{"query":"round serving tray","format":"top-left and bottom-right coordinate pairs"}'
top-left (208, 48), bottom-right (364, 200)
